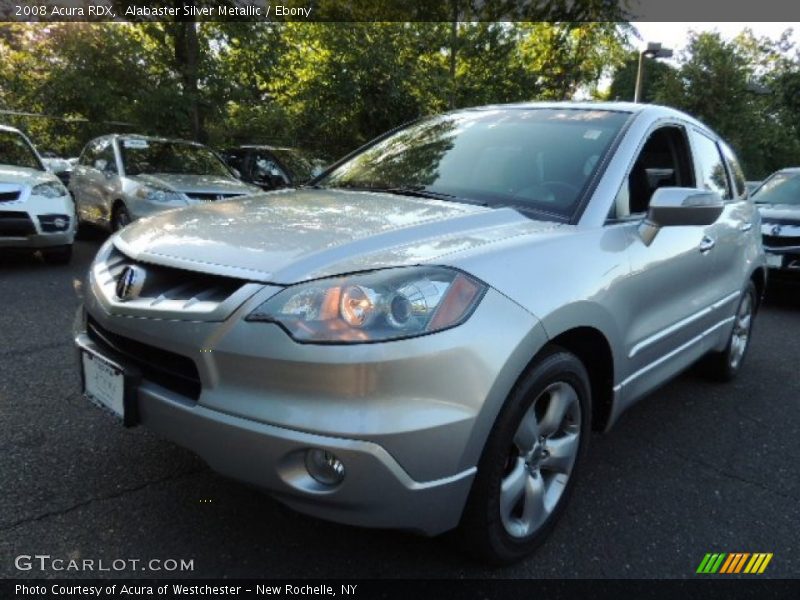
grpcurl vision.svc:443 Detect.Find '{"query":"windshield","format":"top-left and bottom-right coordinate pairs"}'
top-left (120, 139), bottom-right (232, 177)
top-left (752, 172), bottom-right (800, 205)
top-left (270, 148), bottom-right (316, 183)
top-left (318, 108), bottom-right (631, 217)
top-left (0, 131), bottom-right (43, 170)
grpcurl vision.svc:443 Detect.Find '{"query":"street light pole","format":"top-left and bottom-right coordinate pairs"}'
top-left (634, 50), bottom-right (646, 103)
top-left (634, 42), bottom-right (673, 103)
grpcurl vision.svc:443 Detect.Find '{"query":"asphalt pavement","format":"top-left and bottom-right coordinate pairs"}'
top-left (1, 239), bottom-right (798, 579)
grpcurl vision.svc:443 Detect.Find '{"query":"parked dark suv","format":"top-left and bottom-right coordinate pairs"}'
top-left (222, 145), bottom-right (325, 191)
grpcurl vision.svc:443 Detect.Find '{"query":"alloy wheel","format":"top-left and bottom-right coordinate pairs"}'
top-left (500, 381), bottom-right (581, 538)
top-left (729, 291), bottom-right (753, 369)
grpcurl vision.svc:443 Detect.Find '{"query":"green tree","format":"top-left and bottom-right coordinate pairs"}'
top-left (652, 30), bottom-right (800, 179)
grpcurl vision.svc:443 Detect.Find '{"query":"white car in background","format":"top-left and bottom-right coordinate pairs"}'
top-left (0, 125), bottom-right (75, 264)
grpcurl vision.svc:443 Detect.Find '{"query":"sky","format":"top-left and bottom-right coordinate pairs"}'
top-left (632, 22), bottom-right (799, 57)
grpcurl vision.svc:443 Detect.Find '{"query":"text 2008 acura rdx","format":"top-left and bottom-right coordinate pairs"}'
top-left (75, 103), bottom-right (765, 563)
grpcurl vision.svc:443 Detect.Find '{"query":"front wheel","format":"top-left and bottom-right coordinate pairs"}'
top-left (458, 348), bottom-right (591, 564)
top-left (111, 204), bottom-right (132, 232)
top-left (700, 281), bottom-right (757, 381)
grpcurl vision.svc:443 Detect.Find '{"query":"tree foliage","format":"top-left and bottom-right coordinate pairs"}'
top-left (0, 21), bottom-right (629, 159)
top-left (608, 30), bottom-right (800, 179)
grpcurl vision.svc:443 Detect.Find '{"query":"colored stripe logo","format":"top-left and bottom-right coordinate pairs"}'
top-left (696, 553), bottom-right (773, 574)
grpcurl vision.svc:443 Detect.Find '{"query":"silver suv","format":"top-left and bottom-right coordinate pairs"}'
top-left (70, 134), bottom-right (260, 231)
top-left (75, 103), bottom-right (765, 563)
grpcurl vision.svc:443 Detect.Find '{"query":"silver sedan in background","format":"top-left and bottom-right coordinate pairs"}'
top-left (69, 134), bottom-right (260, 232)
top-left (75, 103), bottom-right (765, 563)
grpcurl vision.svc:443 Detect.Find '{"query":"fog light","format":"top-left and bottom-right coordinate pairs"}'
top-left (305, 449), bottom-right (345, 486)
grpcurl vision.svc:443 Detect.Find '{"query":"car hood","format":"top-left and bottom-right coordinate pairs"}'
top-left (757, 204), bottom-right (800, 223)
top-left (130, 173), bottom-right (257, 195)
top-left (114, 188), bottom-right (565, 283)
top-left (0, 164), bottom-right (59, 187)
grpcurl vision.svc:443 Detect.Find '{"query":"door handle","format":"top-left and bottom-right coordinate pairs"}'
top-left (699, 236), bottom-right (716, 253)
top-left (739, 223), bottom-right (753, 232)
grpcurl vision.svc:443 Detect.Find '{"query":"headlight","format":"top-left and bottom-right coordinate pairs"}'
top-left (246, 267), bottom-right (487, 343)
top-left (31, 181), bottom-right (68, 198)
top-left (135, 184), bottom-right (185, 203)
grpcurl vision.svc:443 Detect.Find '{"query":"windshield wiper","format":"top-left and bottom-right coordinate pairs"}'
top-left (326, 184), bottom-right (491, 207)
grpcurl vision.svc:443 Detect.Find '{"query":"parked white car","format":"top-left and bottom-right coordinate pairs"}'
top-left (0, 125), bottom-right (75, 264)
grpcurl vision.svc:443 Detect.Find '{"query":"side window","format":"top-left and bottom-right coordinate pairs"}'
top-left (98, 142), bottom-right (117, 173)
top-left (80, 140), bottom-right (100, 166)
top-left (253, 153), bottom-right (289, 185)
top-left (720, 141), bottom-right (746, 199)
top-left (223, 150), bottom-right (247, 175)
top-left (613, 125), bottom-right (695, 219)
top-left (690, 130), bottom-right (732, 200)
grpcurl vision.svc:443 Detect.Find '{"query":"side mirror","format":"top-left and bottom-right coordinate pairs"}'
top-left (93, 159), bottom-right (107, 172)
top-left (639, 187), bottom-right (724, 246)
top-left (231, 168), bottom-right (242, 179)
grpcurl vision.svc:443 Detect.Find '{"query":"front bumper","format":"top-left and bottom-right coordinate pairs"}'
top-left (75, 285), bottom-right (546, 535)
top-left (0, 231), bottom-right (74, 249)
top-left (76, 331), bottom-right (474, 535)
top-left (0, 191), bottom-right (75, 248)
top-left (763, 246), bottom-right (800, 277)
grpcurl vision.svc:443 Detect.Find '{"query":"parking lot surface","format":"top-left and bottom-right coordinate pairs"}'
top-left (1, 239), bottom-right (798, 578)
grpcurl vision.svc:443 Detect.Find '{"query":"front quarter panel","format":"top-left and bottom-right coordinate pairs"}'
top-left (446, 225), bottom-right (632, 384)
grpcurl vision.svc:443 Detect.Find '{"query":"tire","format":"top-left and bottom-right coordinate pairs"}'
top-left (458, 347), bottom-right (592, 564)
top-left (700, 281), bottom-right (757, 381)
top-left (111, 203), bottom-right (132, 232)
top-left (41, 244), bottom-right (73, 265)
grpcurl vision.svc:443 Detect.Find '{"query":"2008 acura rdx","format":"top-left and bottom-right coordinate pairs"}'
top-left (75, 103), bottom-right (765, 563)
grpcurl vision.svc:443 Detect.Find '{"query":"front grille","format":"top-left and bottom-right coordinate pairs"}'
top-left (763, 235), bottom-right (800, 248)
top-left (0, 191), bottom-right (20, 202)
top-left (103, 247), bottom-right (246, 308)
top-left (762, 217), bottom-right (799, 226)
top-left (87, 316), bottom-right (202, 401)
top-left (185, 192), bottom-right (246, 202)
top-left (0, 211), bottom-right (36, 236)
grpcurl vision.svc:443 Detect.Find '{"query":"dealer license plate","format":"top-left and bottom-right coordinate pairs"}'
top-left (82, 351), bottom-right (125, 420)
top-left (766, 253), bottom-right (783, 268)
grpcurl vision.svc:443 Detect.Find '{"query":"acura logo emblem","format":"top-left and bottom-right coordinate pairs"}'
top-left (771, 225), bottom-right (783, 236)
top-left (115, 265), bottom-right (146, 301)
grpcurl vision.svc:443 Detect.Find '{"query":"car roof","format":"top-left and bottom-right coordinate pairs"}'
top-left (234, 145), bottom-right (302, 152)
top-left (0, 123), bottom-right (24, 135)
top-left (453, 101), bottom-right (714, 136)
top-left (91, 133), bottom-right (207, 147)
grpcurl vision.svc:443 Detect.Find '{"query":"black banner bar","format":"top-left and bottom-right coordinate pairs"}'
top-left (0, 0), bottom-right (799, 23)
top-left (4, 579), bottom-right (800, 600)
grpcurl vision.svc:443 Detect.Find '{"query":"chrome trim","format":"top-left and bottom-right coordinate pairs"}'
top-left (628, 290), bottom-right (740, 358)
top-left (764, 245), bottom-right (800, 254)
top-left (621, 316), bottom-right (736, 388)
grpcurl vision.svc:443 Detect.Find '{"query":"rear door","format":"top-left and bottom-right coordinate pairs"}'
top-left (72, 139), bottom-right (120, 224)
top-left (70, 142), bottom-right (100, 221)
top-left (707, 138), bottom-right (759, 303)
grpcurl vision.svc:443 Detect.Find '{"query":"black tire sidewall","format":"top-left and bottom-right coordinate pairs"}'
top-left (723, 281), bottom-right (758, 378)
top-left (460, 348), bottom-right (592, 564)
top-left (112, 205), bottom-right (130, 232)
top-left (42, 245), bottom-right (72, 265)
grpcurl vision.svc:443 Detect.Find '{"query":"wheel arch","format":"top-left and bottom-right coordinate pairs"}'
top-left (750, 266), bottom-right (766, 311)
top-left (546, 326), bottom-right (615, 432)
